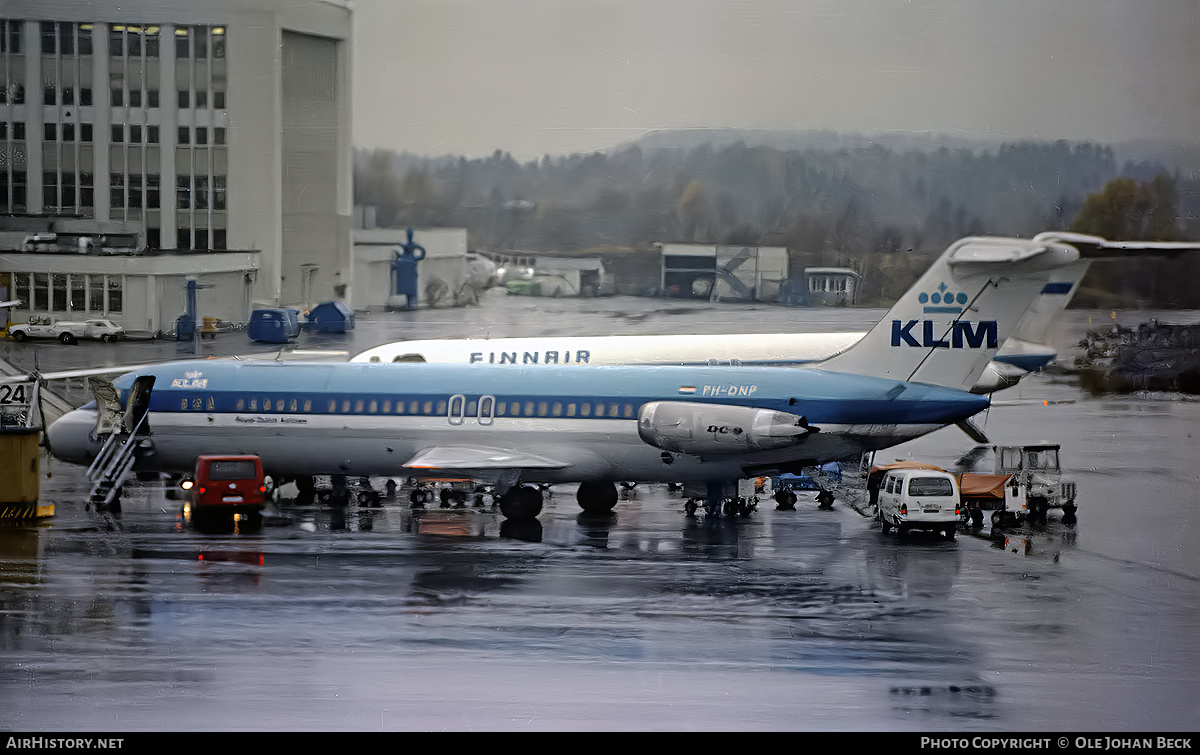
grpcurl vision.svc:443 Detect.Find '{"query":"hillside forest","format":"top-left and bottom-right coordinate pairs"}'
top-left (353, 133), bottom-right (1200, 307)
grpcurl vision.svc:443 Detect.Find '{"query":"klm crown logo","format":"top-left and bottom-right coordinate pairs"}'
top-left (919, 282), bottom-right (968, 313)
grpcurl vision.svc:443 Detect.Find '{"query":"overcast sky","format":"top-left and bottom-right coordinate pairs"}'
top-left (351, 0), bottom-right (1200, 159)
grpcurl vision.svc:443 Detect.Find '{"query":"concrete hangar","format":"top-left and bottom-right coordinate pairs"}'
top-left (0, 1), bottom-right (353, 334)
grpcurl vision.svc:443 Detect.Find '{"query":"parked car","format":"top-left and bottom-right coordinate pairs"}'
top-left (8, 318), bottom-right (125, 344)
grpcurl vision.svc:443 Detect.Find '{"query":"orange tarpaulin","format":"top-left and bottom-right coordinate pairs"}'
top-left (957, 472), bottom-right (1011, 499)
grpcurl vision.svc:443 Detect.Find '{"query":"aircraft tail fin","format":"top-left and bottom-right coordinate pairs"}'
top-left (817, 236), bottom-right (1085, 391)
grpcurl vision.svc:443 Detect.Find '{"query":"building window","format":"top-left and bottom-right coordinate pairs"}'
top-left (195, 127), bottom-right (207, 145)
top-left (214, 91), bottom-right (225, 109)
top-left (44, 123), bottom-right (56, 141)
top-left (81, 123), bottom-right (92, 142)
top-left (88, 275), bottom-right (104, 311)
top-left (43, 86), bottom-right (56, 106)
top-left (107, 277), bottom-right (122, 313)
top-left (1, 20), bottom-right (23, 54)
top-left (110, 28), bottom-right (123, 57)
top-left (195, 90), bottom-right (207, 109)
top-left (77, 24), bottom-right (92, 56)
top-left (178, 89), bottom-right (189, 108)
top-left (80, 87), bottom-right (92, 106)
top-left (177, 126), bottom-right (189, 145)
top-left (61, 87), bottom-right (73, 105)
top-left (175, 29), bottom-right (189, 59)
top-left (111, 87), bottom-right (124, 107)
top-left (40, 22), bottom-right (57, 55)
top-left (129, 124), bottom-right (141, 143)
top-left (111, 124), bottom-right (124, 143)
top-left (110, 173), bottom-right (125, 208)
top-left (70, 275), bottom-right (85, 311)
top-left (51, 274), bottom-right (67, 312)
top-left (146, 174), bottom-right (160, 208)
top-left (213, 229), bottom-right (227, 250)
top-left (147, 125), bottom-right (159, 144)
top-left (33, 274), bottom-right (49, 310)
top-left (148, 90), bottom-right (159, 108)
top-left (12, 122), bottom-right (26, 140)
top-left (214, 127), bottom-right (226, 145)
top-left (129, 89), bottom-right (141, 107)
top-left (176, 175), bottom-right (191, 209)
top-left (213, 176), bottom-right (226, 210)
top-left (128, 174), bottom-right (142, 208)
top-left (62, 123), bottom-right (75, 142)
top-left (194, 176), bottom-right (209, 209)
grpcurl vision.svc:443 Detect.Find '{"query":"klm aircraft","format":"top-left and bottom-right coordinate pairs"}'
top-left (48, 234), bottom-right (1096, 518)
top-left (351, 233), bottom-right (1200, 394)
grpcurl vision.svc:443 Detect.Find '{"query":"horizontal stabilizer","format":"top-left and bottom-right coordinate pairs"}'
top-left (404, 446), bottom-right (572, 471)
top-left (1033, 232), bottom-right (1200, 259)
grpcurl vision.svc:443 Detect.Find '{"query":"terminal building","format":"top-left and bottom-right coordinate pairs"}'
top-left (0, 0), bottom-right (353, 333)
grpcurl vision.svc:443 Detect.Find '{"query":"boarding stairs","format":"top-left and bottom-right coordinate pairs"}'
top-left (85, 411), bottom-right (149, 510)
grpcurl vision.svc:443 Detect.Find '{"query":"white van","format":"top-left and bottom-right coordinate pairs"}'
top-left (877, 469), bottom-right (961, 538)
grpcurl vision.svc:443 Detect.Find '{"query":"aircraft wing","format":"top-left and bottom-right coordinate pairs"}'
top-left (404, 446), bottom-right (574, 471)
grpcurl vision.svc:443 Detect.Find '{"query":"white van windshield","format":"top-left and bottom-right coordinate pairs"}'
top-left (908, 477), bottom-right (954, 496)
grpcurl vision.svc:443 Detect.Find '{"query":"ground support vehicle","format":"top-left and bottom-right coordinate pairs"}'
top-left (8, 317), bottom-right (124, 344)
top-left (958, 444), bottom-right (1079, 526)
top-left (182, 455), bottom-right (267, 529)
top-left (876, 468), bottom-right (961, 539)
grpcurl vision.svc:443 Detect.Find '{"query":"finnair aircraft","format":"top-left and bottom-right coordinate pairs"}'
top-left (350, 233), bottom-right (1196, 394)
top-left (48, 233), bottom-right (1088, 518)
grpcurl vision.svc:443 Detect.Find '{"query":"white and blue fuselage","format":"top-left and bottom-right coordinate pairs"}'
top-left (49, 359), bottom-right (989, 483)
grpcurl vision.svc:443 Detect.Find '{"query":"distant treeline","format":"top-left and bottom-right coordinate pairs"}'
top-left (354, 132), bottom-right (1200, 307)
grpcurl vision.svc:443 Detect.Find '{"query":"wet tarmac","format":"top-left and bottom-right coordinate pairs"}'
top-left (1, 293), bottom-right (1198, 731)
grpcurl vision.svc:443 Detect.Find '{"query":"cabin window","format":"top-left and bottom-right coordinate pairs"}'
top-left (538, 402), bottom-right (548, 417)
top-left (496, 401), bottom-right (507, 416)
top-left (566, 403), bottom-right (576, 417)
top-left (623, 404), bottom-right (634, 418)
top-left (263, 399), bottom-right (272, 411)
top-left (595, 404), bottom-right (605, 417)
top-left (467, 400), bottom-right (477, 415)
top-left (581, 403), bottom-right (591, 417)
top-left (382, 400), bottom-right (390, 413)
top-left (341, 400), bottom-right (351, 413)
top-left (303, 400), bottom-right (311, 412)
top-left (369, 400), bottom-right (378, 413)
top-left (524, 401), bottom-right (535, 416)
top-left (424, 401), bottom-right (434, 415)
top-left (355, 400), bottom-right (365, 413)
top-left (236, 399), bottom-right (245, 411)
top-left (409, 401), bottom-right (419, 414)
top-left (436, 400), bottom-right (447, 415)
top-left (551, 402), bottom-right (562, 416)
top-left (327, 400), bottom-right (337, 413)
top-left (394, 401), bottom-right (404, 414)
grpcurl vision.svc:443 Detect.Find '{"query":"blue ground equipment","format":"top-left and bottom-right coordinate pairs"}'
top-left (305, 301), bottom-right (355, 333)
top-left (390, 228), bottom-right (426, 311)
top-left (247, 308), bottom-right (301, 343)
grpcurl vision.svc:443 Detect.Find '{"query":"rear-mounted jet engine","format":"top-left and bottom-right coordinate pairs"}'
top-left (637, 401), bottom-right (814, 456)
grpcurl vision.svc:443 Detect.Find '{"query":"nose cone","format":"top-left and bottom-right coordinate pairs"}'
top-left (47, 408), bottom-right (101, 465)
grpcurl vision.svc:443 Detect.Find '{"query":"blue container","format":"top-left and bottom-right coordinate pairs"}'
top-left (247, 308), bottom-right (301, 343)
top-left (305, 301), bottom-right (355, 333)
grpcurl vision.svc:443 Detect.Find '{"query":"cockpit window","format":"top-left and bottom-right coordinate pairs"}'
top-left (393, 354), bottom-right (426, 363)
